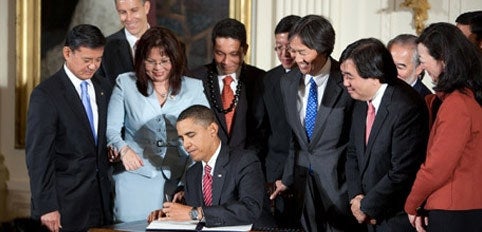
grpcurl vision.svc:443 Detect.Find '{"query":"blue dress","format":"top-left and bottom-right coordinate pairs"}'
top-left (107, 73), bottom-right (209, 222)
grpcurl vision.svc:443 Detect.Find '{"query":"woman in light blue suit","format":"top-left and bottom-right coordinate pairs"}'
top-left (107, 26), bottom-right (209, 222)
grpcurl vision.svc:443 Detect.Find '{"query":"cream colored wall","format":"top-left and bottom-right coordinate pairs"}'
top-left (252, 0), bottom-right (482, 90)
top-left (1, 0), bottom-right (481, 221)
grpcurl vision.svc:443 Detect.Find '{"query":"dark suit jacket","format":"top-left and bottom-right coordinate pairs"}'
top-left (184, 144), bottom-right (264, 227)
top-left (262, 65), bottom-right (292, 182)
top-left (25, 68), bottom-right (113, 231)
top-left (280, 59), bottom-right (355, 230)
top-left (98, 29), bottom-right (134, 85)
top-left (345, 78), bottom-right (429, 221)
top-left (191, 62), bottom-right (267, 154)
top-left (413, 79), bottom-right (432, 98)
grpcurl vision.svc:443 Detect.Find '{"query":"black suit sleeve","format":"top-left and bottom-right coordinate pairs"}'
top-left (203, 153), bottom-right (264, 227)
top-left (361, 103), bottom-right (428, 219)
top-left (25, 87), bottom-right (59, 217)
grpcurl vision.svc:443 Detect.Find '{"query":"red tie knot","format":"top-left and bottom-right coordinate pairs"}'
top-left (223, 75), bottom-right (234, 86)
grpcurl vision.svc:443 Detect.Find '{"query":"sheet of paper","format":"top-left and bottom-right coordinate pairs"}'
top-left (146, 220), bottom-right (198, 230)
top-left (202, 224), bottom-right (252, 231)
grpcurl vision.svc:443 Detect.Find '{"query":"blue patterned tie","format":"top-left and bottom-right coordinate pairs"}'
top-left (81, 81), bottom-right (97, 144)
top-left (305, 77), bottom-right (318, 141)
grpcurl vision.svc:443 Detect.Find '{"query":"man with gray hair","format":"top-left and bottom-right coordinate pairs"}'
top-left (387, 34), bottom-right (432, 97)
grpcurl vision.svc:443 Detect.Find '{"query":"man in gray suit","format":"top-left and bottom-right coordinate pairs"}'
top-left (270, 15), bottom-right (360, 232)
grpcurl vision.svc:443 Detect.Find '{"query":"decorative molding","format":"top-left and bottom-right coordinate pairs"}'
top-left (400, 0), bottom-right (431, 35)
top-left (15, 0), bottom-right (41, 148)
top-left (229, 0), bottom-right (252, 63)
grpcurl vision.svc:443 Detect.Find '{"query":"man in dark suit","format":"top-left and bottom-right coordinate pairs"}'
top-left (99, 0), bottom-right (150, 85)
top-left (148, 105), bottom-right (265, 227)
top-left (26, 24), bottom-right (113, 231)
top-left (270, 15), bottom-right (360, 232)
top-left (340, 38), bottom-right (429, 232)
top-left (387, 34), bottom-right (432, 97)
top-left (262, 15), bottom-right (300, 228)
top-left (190, 18), bottom-right (267, 155)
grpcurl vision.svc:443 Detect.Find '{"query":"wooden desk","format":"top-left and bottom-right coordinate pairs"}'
top-left (90, 220), bottom-right (303, 232)
top-left (90, 220), bottom-right (148, 232)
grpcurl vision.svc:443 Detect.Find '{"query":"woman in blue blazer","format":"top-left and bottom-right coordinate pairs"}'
top-left (106, 26), bottom-right (209, 222)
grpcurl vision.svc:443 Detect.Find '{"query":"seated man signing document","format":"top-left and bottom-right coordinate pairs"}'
top-left (148, 105), bottom-right (266, 227)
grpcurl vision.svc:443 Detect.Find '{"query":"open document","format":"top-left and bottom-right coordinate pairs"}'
top-left (146, 220), bottom-right (252, 231)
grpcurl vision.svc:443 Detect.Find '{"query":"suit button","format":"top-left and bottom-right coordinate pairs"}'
top-left (157, 140), bottom-right (165, 147)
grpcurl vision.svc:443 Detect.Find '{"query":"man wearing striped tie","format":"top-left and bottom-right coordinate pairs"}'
top-left (148, 105), bottom-right (270, 228)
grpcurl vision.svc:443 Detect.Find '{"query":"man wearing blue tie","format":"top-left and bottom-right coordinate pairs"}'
top-left (270, 15), bottom-right (360, 231)
top-left (26, 24), bottom-right (113, 232)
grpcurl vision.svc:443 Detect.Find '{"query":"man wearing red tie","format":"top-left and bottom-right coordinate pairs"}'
top-left (191, 18), bottom-right (267, 155)
top-left (147, 105), bottom-right (267, 227)
top-left (340, 38), bottom-right (429, 232)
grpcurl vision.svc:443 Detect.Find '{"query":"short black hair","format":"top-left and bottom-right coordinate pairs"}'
top-left (455, 11), bottom-right (482, 25)
top-left (275, 15), bottom-right (301, 34)
top-left (470, 14), bottom-right (482, 41)
top-left (340, 38), bottom-right (397, 84)
top-left (289, 15), bottom-right (335, 56)
top-left (64, 24), bottom-right (105, 51)
top-left (177, 105), bottom-right (216, 127)
top-left (211, 18), bottom-right (247, 50)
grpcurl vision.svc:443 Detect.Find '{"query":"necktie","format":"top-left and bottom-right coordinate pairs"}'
top-left (366, 101), bottom-right (375, 145)
top-left (202, 165), bottom-right (213, 206)
top-left (305, 77), bottom-right (318, 141)
top-left (81, 81), bottom-right (97, 144)
top-left (222, 76), bottom-right (235, 134)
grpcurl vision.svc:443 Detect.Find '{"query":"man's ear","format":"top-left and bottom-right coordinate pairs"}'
top-left (208, 122), bottom-right (218, 136)
top-left (415, 63), bottom-right (424, 78)
top-left (63, 46), bottom-right (71, 60)
top-left (243, 44), bottom-right (249, 55)
top-left (144, 0), bottom-right (151, 15)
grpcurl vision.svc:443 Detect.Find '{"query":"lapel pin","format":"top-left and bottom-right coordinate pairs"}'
top-left (217, 174), bottom-right (222, 178)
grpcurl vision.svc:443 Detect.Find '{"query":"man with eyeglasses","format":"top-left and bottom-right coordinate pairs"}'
top-left (262, 15), bottom-right (301, 229)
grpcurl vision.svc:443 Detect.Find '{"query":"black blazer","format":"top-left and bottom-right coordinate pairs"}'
top-left (262, 65), bottom-right (292, 182)
top-left (191, 62), bottom-right (267, 154)
top-left (345, 78), bottom-right (429, 221)
top-left (25, 68), bottom-right (113, 230)
top-left (184, 144), bottom-right (264, 227)
top-left (413, 78), bottom-right (432, 98)
top-left (98, 29), bottom-right (135, 85)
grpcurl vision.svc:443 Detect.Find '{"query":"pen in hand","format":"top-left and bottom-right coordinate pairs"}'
top-left (165, 193), bottom-right (171, 202)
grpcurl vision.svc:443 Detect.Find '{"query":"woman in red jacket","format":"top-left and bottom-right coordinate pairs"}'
top-left (404, 22), bottom-right (482, 232)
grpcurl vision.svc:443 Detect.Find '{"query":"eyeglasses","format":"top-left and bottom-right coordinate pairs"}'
top-left (274, 45), bottom-right (290, 53)
top-left (145, 58), bottom-right (171, 68)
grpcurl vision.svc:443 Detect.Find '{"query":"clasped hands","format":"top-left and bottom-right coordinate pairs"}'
top-left (350, 194), bottom-right (377, 225)
top-left (408, 211), bottom-right (428, 232)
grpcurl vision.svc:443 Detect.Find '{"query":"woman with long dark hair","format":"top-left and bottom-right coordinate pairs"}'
top-left (404, 22), bottom-right (482, 232)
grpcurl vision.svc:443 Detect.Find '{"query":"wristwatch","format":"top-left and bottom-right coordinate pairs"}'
top-left (189, 207), bottom-right (199, 220)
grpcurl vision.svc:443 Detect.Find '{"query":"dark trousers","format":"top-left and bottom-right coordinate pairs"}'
top-left (299, 170), bottom-right (363, 232)
top-left (366, 212), bottom-right (415, 232)
top-left (428, 209), bottom-right (482, 232)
